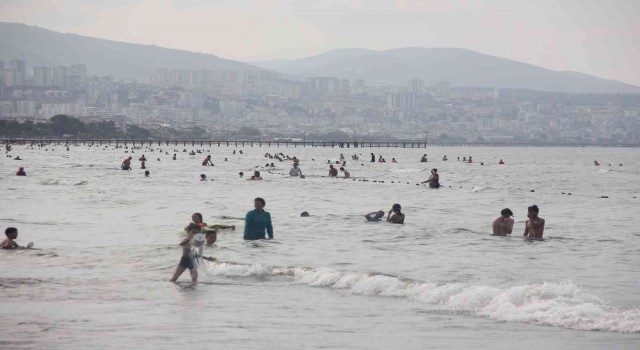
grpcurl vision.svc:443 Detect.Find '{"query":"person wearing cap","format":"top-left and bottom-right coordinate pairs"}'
top-left (492, 208), bottom-right (514, 236)
top-left (387, 204), bottom-right (405, 224)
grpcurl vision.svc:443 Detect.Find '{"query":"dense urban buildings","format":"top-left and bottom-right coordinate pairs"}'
top-left (1, 59), bottom-right (639, 143)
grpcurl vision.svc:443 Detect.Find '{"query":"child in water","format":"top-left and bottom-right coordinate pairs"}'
top-left (1, 227), bottom-right (33, 249)
top-left (170, 223), bottom-right (201, 283)
top-left (364, 211), bottom-right (385, 222)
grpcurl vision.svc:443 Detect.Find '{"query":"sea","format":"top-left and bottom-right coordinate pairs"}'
top-left (1, 143), bottom-right (639, 350)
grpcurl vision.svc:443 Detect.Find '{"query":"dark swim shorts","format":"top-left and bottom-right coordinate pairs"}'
top-left (179, 256), bottom-right (194, 269)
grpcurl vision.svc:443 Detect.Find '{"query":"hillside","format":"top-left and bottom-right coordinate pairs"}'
top-left (0, 22), bottom-right (261, 79)
top-left (252, 47), bottom-right (640, 94)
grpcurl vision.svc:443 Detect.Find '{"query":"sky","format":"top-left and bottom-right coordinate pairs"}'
top-left (1, 0), bottom-right (639, 85)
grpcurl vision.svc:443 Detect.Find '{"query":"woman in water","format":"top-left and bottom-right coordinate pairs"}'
top-left (421, 168), bottom-right (440, 188)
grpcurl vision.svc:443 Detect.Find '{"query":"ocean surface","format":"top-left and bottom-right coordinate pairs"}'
top-left (1, 143), bottom-right (639, 349)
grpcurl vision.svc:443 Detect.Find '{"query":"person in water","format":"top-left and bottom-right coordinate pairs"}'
top-left (328, 165), bottom-right (338, 177)
top-left (524, 205), bottom-right (545, 240)
top-left (443, 155), bottom-right (448, 161)
top-left (289, 163), bottom-right (303, 177)
top-left (499, 159), bottom-right (505, 165)
top-left (340, 167), bottom-right (350, 178)
top-left (250, 171), bottom-right (263, 180)
top-left (1, 227), bottom-right (33, 249)
top-left (170, 223), bottom-right (201, 283)
top-left (200, 174), bottom-right (207, 181)
top-left (420, 154), bottom-right (428, 162)
top-left (364, 210), bottom-right (385, 222)
top-left (421, 168), bottom-right (440, 188)
top-left (387, 204), bottom-right (405, 224)
top-left (121, 157), bottom-right (132, 170)
top-left (244, 197), bottom-right (273, 240)
top-left (16, 167), bottom-right (26, 176)
top-left (144, 170), bottom-right (150, 177)
top-left (202, 155), bottom-right (213, 166)
top-left (492, 208), bottom-right (514, 236)
top-left (370, 153), bottom-right (375, 162)
top-left (594, 160), bottom-right (600, 166)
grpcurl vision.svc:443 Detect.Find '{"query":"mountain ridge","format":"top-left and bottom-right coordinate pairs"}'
top-left (251, 47), bottom-right (640, 94)
top-left (0, 22), bottom-right (261, 79)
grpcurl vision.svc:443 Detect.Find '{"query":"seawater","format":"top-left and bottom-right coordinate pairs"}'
top-left (1, 144), bottom-right (639, 350)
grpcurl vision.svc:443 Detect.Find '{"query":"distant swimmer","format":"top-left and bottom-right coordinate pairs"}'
top-left (141, 160), bottom-right (146, 169)
top-left (121, 156), bottom-right (132, 170)
top-left (594, 160), bottom-right (599, 166)
top-left (524, 205), bottom-right (545, 240)
top-left (370, 153), bottom-right (375, 162)
top-left (499, 159), bottom-right (505, 165)
top-left (244, 197), bottom-right (273, 240)
top-left (443, 155), bottom-right (448, 161)
top-left (339, 153), bottom-right (345, 161)
top-left (364, 210), bottom-right (385, 222)
top-left (387, 204), bottom-right (405, 224)
top-left (420, 154), bottom-right (428, 162)
top-left (200, 174), bottom-right (207, 181)
top-left (300, 211), bottom-right (310, 217)
top-left (421, 168), bottom-right (440, 188)
top-left (1, 227), bottom-right (33, 249)
top-left (14, 156), bottom-right (21, 160)
top-left (492, 208), bottom-right (514, 236)
top-left (392, 158), bottom-right (397, 163)
top-left (202, 155), bottom-right (213, 166)
top-left (250, 171), bottom-right (263, 180)
top-left (16, 167), bottom-right (26, 176)
top-left (239, 172), bottom-right (244, 178)
top-left (328, 165), bottom-right (338, 177)
top-left (138, 155), bottom-right (147, 162)
top-left (145, 170), bottom-right (150, 177)
top-left (340, 167), bottom-right (350, 178)
top-left (170, 223), bottom-right (201, 283)
top-left (468, 156), bottom-right (473, 163)
top-left (172, 154), bottom-right (177, 160)
top-left (352, 154), bottom-right (359, 160)
top-left (289, 163), bottom-right (303, 177)
top-left (462, 157), bottom-right (466, 161)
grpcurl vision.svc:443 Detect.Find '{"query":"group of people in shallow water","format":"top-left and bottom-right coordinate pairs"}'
top-left (492, 205), bottom-right (545, 240)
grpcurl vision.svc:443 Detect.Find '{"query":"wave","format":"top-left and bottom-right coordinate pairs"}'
top-left (39, 179), bottom-right (88, 186)
top-left (204, 261), bottom-right (640, 333)
top-left (390, 167), bottom-right (427, 173)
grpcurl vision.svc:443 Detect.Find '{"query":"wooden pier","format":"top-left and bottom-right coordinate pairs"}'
top-left (1, 138), bottom-right (638, 148)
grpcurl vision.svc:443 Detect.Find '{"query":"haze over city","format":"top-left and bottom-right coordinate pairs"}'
top-left (1, 0), bottom-right (639, 85)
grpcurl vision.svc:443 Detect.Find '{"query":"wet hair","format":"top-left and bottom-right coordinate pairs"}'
top-left (144, 170), bottom-right (150, 176)
top-left (200, 174), bottom-right (206, 178)
top-left (528, 205), bottom-right (539, 213)
top-left (339, 167), bottom-right (345, 171)
top-left (239, 172), bottom-right (244, 176)
top-left (432, 168), bottom-right (438, 172)
top-left (300, 211), bottom-right (310, 217)
top-left (392, 203), bottom-right (401, 210)
top-left (5, 227), bottom-right (17, 236)
top-left (205, 230), bottom-right (217, 237)
top-left (255, 197), bottom-right (266, 206)
top-left (192, 213), bottom-right (203, 222)
top-left (186, 223), bottom-right (201, 232)
top-left (501, 208), bottom-right (513, 216)
top-left (254, 171), bottom-right (260, 176)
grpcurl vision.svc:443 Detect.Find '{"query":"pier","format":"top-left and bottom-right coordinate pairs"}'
top-left (1, 138), bottom-right (638, 148)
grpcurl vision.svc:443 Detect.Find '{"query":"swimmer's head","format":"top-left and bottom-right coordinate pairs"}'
top-left (392, 203), bottom-right (402, 212)
top-left (200, 174), bottom-right (206, 179)
top-left (191, 213), bottom-right (203, 223)
top-left (340, 167), bottom-right (345, 171)
top-left (5, 227), bottom-right (17, 239)
top-left (239, 172), bottom-right (244, 177)
top-left (144, 170), bottom-right (150, 177)
top-left (300, 211), bottom-right (310, 217)
top-left (527, 205), bottom-right (539, 214)
top-left (376, 211), bottom-right (385, 218)
top-left (500, 208), bottom-right (513, 217)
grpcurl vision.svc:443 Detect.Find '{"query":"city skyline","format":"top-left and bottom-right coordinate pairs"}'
top-left (1, 0), bottom-right (639, 86)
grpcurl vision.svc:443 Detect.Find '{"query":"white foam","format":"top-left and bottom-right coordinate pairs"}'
top-left (205, 262), bottom-right (640, 333)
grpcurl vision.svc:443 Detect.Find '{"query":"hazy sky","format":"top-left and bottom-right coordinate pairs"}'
top-left (2, 0), bottom-right (639, 85)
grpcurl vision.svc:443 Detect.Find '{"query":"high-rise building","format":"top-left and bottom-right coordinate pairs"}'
top-left (53, 66), bottom-right (67, 88)
top-left (68, 64), bottom-right (87, 90)
top-left (0, 60), bottom-right (4, 69)
top-left (10, 60), bottom-right (26, 86)
top-left (353, 79), bottom-right (365, 94)
top-left (433, 81), bottom-right (450, 100)
top-left (34, 66), bottom-right (53, 87)
top-left (387, 92), bottom-right (415, 110)
top-left (408, 78), bottom-right (424, 95)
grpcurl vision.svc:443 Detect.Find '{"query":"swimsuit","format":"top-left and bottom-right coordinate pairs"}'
top-left (179, 256), bottom-right (194, 269)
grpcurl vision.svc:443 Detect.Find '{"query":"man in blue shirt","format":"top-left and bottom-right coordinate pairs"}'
top-left (244, 197), bottom-right (274, 240)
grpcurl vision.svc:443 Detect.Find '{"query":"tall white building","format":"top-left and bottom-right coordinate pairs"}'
top-left (53, 66), bottom-right (67, 88)
top-left (34, 66), bottom-right (53, 87)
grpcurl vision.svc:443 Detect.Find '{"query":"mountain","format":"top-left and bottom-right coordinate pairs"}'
top-left (251, 47), bottom-right (640, 94)
top-left (0, 22), bottom-right (261, 79)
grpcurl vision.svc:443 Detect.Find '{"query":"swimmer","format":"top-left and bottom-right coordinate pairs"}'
top-left (16, 167), bottom-right (26, 176)
top-left (524, 205), bottom-right (545, 240)
top-left (492, 208), bottom-right (514, 236)
top-left (443, 155), bottom-right (448, 161)
top-left (467, 156), bottom-right (473, 163)
top-left (121, 156), bottom-right (132, 170)
top-left (499, 159), bottom-right (504, 165)
top-left (420, 154), bottom-right (428, 162)
top-left (289, 163), bottom-right (303, 177)
top-left (364, 210), bottom-right (385, 222)
top-left (14, 156), bottom-right (22, 160)
top-left (391, 158), bottom-right (397, 163)
top-left (421, 168), bottom-right (440, 188)
top-left (172, 154), bottom-right (177, 160)
top-left (339, 167), bottom-right (350, 178)
top-left (387, 204), bottom-right (404, 224)
top-left (141, 160), bottom-right (146, 169)
top-left (202, 155), bottom-right (213, 166)
top-left (300, 211), bottom-right (310, 217)
top-left (239, 172), bottom-right (244, 178)
top-left (200, 174), bottom-right (207, 181)
top-left (144, 170), bottom-right (150, 177)
top-left (170, 223), bottom-right (200, 282)
top-left (370, 153), bottom-right (375, 162)
top-left (328, 165), bottom-right (338, 177)
top-left (594, 160), bottom-right (599, 166)
top-left (250, 171), bottom-right (263, 180)
top-left (1, 227), bottom-right (33, 249)
top-left (138, 155), bottom-right (147, 162)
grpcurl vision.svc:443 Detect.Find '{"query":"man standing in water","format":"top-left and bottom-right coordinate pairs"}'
top-left (289, 162), bottom-right (303, 177)
top-left (244, 197), bottom-right (273, 240)
top-left (387, 204), bottom-right (405, 224)
top-left (202, 155), bottom-right (213, 166)
top-left (492, 208), bottom-right (514, 236)
top-left (121, 156), bottom-right (132, 170)
top-left (524, 205), bottom-right (545, 239)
